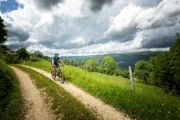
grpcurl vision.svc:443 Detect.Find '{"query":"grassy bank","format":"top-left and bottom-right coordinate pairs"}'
top-left (0, 59), bottom-right (22, 120)
top-left (22, 60), bottom-right (180, 120)
top-left (15, 65), bottom-right (96, 120)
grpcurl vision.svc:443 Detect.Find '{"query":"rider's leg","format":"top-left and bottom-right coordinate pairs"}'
top-left (51, 65), bottom-right (55, 78)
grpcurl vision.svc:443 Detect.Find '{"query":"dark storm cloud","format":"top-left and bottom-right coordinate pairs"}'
top-left (142, 36), bottom-right (177, 48)
top-left (89, 0), bottom-right (161, 12)
top-left (7, 27), bottom-right (30, 42)
top-left (6, 42), bottom-right (29, 49)
top-left (36, 0), bottom-right (63, 9)
top-left (89, 0), bottom-right (114, 12)
top-left (107, 27), bottom-right (137, 43)
top-left (134, 0), bottom-right (161, 7)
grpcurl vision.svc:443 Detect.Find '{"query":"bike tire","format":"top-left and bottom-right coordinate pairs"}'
top-left (60, 72), bottom-right (65, 84)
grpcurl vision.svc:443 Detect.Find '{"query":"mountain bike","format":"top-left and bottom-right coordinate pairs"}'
top-left (53, 64), bottom-right (65, 84)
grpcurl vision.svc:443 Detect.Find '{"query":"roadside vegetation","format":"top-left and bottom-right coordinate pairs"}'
top-left (134, 35), bottom-right (180, 95)
top-left (0, 59), bottom-right (22, 120)
top-left (22, 60), bottom-right (180, 120)
top-left (15, 65), bottom-right (96, 120)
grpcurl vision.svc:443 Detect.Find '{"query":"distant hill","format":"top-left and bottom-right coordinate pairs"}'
top-left (62, 51), bottom-right (165, 70)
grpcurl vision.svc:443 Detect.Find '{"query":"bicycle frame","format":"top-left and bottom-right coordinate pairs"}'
top-left (53, 64), bottom-right (65, 83)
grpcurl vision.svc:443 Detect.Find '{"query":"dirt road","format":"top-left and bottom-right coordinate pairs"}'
top-left (21, 65), bottom-right (131, 120)
top-left (10, 66), bottom-right (56, 120)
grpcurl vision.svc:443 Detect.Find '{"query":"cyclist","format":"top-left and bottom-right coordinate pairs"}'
top-left (51, 53), bottom-right (64, 79)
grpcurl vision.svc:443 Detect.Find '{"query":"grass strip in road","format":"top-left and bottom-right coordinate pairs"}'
top-left (15, 65), bottom-right (96, 120)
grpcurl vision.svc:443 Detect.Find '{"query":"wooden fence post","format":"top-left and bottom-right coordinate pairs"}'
top-left (129, 66), bottom-right (135, 90)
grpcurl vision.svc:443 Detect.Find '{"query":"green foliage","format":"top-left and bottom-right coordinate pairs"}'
top-left (120, 70), bottom-right (129, 78)
top-left (86, 58), bottom-right (99, 72)
top-left (43, 56), bottom-right (50, 61)
top-left (34, 51), bottom-right (43, 58)
top-left (16, 48), bottom-right (29, 61)
top-left (5, 54), bottom-right (20, 64)
top-left (16, 65), bottom-right (96, 120)
top-left (0, 59), bottom-right (22, 120)
top-left (63, 58), bottom-right (70, 65)
top-left (0, 17), bottom-right (7, 46)
top-left (148, 39), bottom-right (180, 94)
top-left (169, 38), bottom-right (180, 94)
top-left (101, 56), bottom-right (118, 75)
top-left (134, 60), bottom-right (150, 84)
top-left (22, 60), bottom-right (180, 120)
top-left (134, 37), bottom-right (180, 94)
top-left (5, 48), bottom-right (29, 63)
top-left (113, 68), bottom-right (121, 76)
top-left (29, 51), bottom-right (50, 62)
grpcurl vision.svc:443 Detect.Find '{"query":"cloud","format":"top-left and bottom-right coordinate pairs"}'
top-left (35, 0), bottom-right (63, 10)
top-left (106, 4), bottom-right (143, 42)
top-left (89, 0), bottom-right (113, 12)
top-left (88, 0), bottom-right (161, 12)
top-left (106, 0), bottom-right (180, 48)
top-left (7, 26), bottom-right (30, 41)
top-left (1, 0), bottom-right (180, 56)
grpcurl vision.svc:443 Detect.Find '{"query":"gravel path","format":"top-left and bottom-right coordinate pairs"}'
top-left (10, 66), bottom-right (56, 120)
top-left (21, 65), bottom-right (131, 120)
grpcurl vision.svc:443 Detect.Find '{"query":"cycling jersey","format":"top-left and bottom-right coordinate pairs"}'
top-left (52, 56), bottom-right (60, 65)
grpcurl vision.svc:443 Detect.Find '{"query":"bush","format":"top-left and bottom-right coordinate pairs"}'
top-left (30, 57), bottom-right (41, 62)
top-left (5, 54), bottom-right (21, 64)
top-left (120, 70), bottom-right (129, 78)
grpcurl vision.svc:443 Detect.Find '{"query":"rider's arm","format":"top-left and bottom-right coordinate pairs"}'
top-left (52, 59), bottom-right (55, 66)
top-left (60, 60), bottom-right (65, 65)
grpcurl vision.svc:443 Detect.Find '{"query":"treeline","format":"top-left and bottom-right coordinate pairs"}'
top-left (3, 48), bottom-right (50, 63)
top-left (134, 36), bottom-right (180, 95)
top-left (63, 56), bottom-right (129, 78)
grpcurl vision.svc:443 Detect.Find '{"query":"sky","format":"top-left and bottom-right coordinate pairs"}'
top-left (0, 0), bottom-right (180, 56)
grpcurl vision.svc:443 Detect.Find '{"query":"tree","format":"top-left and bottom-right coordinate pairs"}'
top-left (101, 56), bottom-right (118, 75)
top-left (0, 17), bottom-right (7, 46)
top-left (169, 37), bottom-right (180, 94)
top-left (34, 51), bottom-right (43, 58)
top-left (134, 34), bottom-right (180, 94)
top-left (86, 58), bottom-right (99, 72)
top-left (134, 60), bottom-right (150, 84)
top-left (16, 48), bottom-right (29, 61)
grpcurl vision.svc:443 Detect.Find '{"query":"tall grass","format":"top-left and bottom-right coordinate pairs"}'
top-left (0, 59), bottom-right (22, 120)
top-left (22, 60), bottom-right (180, 120)
top-left (16, 65), bottom-right (96, 120)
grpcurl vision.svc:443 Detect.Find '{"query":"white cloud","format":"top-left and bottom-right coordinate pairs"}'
top-left (53, 0), bottom-right (90, 18)
top-left (105, 0), bottom-right (180, 48)
top-left (1, 0), bottom-right (180, 56)
top-left (69, 37), bottom-right (86, 45)
top-left (106, 4), bottom-right (142, 35)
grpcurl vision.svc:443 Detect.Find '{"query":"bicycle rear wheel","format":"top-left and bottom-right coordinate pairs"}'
top-left (56, 72), bottom-right (60, 81)
top-left (60, 71), bottom-right (65, 84)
